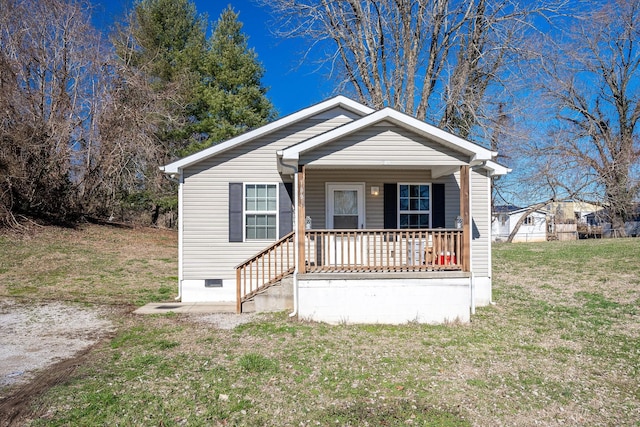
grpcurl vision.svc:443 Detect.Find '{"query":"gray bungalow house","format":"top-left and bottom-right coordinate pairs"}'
top-left (161, 96), bottom-right (509, 324)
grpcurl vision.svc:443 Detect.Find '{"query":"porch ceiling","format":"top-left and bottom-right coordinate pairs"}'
top-left (276, 156), bottom-right (468, 175)
top-left (277, 155), bottom-right (507, 178)
top-left (298, 163), bottom-right (465, 171)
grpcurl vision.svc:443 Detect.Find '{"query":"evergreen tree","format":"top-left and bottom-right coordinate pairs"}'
top-left (115, 0), bottom-right (208, 155)
top-left (186, 6), bottom-right (275, 154)
top-left (115, 2), bottom-right (274, 156)
top-left (111, 0), bottom-right (212, 224)
top-left (111, 1), bottom-right (274, 224)
top-left (130, 0), bottom-right (206, 83)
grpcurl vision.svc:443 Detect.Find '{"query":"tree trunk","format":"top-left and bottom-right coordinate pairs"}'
top-left (506, 202), bottom-right (550, 243)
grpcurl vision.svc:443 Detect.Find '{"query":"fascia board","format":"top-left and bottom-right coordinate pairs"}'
top-left (482, 160), bottom-right (511, 176)
top-left (509, 207), bottom-right (548, 216)
top-left (161, 130), bottom-right (265, 174)
top-left (281, 107), bottom-right (495, 162)
top-left (161, 96), bottom-right (374, 174)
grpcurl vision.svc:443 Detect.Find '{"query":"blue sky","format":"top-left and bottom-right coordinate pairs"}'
top-left (91, 0), bottom-right (332, 117)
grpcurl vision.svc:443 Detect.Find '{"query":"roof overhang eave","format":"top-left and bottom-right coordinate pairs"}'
top-left (481, 160), bottom-right (511, 177)
top-left (159, 165), bottom-right (180, 175)
top-left (160, 95), bottom-right (374, 172)
top-left (280, 152), bottom-right (299, 162)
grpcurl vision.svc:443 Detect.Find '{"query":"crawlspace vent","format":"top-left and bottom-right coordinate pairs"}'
top-left (204, 279), bottom-right (223, 288)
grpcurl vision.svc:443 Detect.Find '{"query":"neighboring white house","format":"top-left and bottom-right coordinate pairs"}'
top-left (492, 206), bottom-right (549, 242)
top-left (161, 96), bottom-right (510, 324)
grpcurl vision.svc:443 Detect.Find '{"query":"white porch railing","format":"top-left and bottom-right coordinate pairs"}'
top-left (236, 229), bottom-right (464, 312)
top-left (303, 229), bottom-right (462, 272)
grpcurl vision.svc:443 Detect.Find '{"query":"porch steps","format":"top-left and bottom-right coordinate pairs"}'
top-left (241, 276), bottom-right (293, 313)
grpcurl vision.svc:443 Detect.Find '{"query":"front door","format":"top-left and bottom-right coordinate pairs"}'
top-left (326, 183), bottom-right (365, 229)
top-left (326, 183), bottom-right (366, 265)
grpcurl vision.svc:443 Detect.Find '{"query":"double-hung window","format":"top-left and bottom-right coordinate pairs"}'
top-left (398, 183), bottom-right (431, 229)
top-left (245, 184), bottom-right (277, 240)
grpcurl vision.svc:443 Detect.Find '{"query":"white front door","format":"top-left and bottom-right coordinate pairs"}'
top-left (326, 183), bottom-right (365, 229)
top-left (326, 183), bottom-right (366, 266)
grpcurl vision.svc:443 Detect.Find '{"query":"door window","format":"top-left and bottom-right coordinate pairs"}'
top-left (326, 183), bottom-right (365, 229)
top-left (333, 190), bottom-right (359, 229)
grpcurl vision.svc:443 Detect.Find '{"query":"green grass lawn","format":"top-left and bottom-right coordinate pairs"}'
top-left (1, 226), bottom-right (639, 426)
top-left (0, 224), bottom-right (177, 306)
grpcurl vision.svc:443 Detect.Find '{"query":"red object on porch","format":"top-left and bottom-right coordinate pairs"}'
top-left (437, 252), bottom-right (456, 265)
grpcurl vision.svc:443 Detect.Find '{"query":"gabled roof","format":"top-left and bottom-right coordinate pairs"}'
top-left (279, 107), bottom-right (496, 164)
top-left (162, 96), bottom-right (510, 177)
top-left (493, 205), bottom-right (522, 214)
top-left (493, 206), bottom-right (549, 216)
top-left (161, 96), bottom-right (374, 174)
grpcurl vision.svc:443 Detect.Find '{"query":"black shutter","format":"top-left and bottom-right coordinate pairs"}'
top-left (229, 183), bottom-right (243, 242)
top-left (432, 183), bottom-right (445, 228)
top-left (279, 182), bottom-right (293, 237)
top-left (384, 183), bottom-right (397, 229)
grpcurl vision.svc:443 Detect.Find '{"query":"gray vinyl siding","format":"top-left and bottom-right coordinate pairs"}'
top-left (470, 168), bottom-right (491, 277)
top-left (181, 107), bottom-right (492, 281)
top-left (301, 122), bottom-right (468, 167)
top-left (443, 173), bottom-right (461, 228)
top-left (304, 169), bottom-right (462, 230)
top-left (181, 110), bottom-right (357, 280)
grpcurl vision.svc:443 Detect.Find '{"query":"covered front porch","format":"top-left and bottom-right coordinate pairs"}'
top-left (293, 163), bottom-right (472, 273)
top-left (236, 164), bottom-right (472, 317)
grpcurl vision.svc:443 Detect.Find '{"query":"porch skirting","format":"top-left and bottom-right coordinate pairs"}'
top-left (297, 272), bottom-right (473, 325)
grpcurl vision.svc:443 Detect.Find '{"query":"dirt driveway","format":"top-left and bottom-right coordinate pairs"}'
top-left (0, 298), bottom-right (258, 426)
top-left (0, 299), bottom-right (117, 426)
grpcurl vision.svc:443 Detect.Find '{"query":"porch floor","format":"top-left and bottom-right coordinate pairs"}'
top-left (300, 271), bottom-right (471, 280)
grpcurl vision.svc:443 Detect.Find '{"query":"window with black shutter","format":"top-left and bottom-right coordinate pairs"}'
top-left (384, 182), bottom-right (446, 229)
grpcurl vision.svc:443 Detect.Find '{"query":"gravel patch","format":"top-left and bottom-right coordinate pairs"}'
top-left (0, 299), bottom-right (115, 390)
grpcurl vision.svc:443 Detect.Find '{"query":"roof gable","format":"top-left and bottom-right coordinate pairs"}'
top-left (298, 121), bottom-right (470, 168)
top-left (280, 107), bottom-right (496, 164)
top-left (162, 97), bottom-right (510, 177)
top-left (161, 96), bottom-right (374, 174)
top-left (493, 206), bottom-right (548, 216)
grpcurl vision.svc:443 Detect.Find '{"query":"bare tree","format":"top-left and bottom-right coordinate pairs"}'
top-left (263, 0), bottom-right (565, 141)
top-left (93, 61), bottom-right (177, 224)
top-left (535, 0), bottom-right (640, 235)
top-left (0, 0), bottom-right (108, 224)
top-left (0, 0), bottom-right (162, 226)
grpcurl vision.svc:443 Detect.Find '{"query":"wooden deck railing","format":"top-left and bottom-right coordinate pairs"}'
top-left (235, 231), bottom-right (295, 313)
top-left (303, 229), bottom-right (463, 273)
top-left (236, 229), bottom-right (463, 312)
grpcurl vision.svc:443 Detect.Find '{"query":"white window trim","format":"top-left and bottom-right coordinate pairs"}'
top-left (397, 183), bottom-right (432, 229)
top-left (243, 183), bottom-right (279, 241)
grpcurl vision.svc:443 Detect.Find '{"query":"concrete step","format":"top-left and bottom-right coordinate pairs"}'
top-left (241, 299), bottom-right (255, 313)
top-left (250, 276), bottom-right (293, 313)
